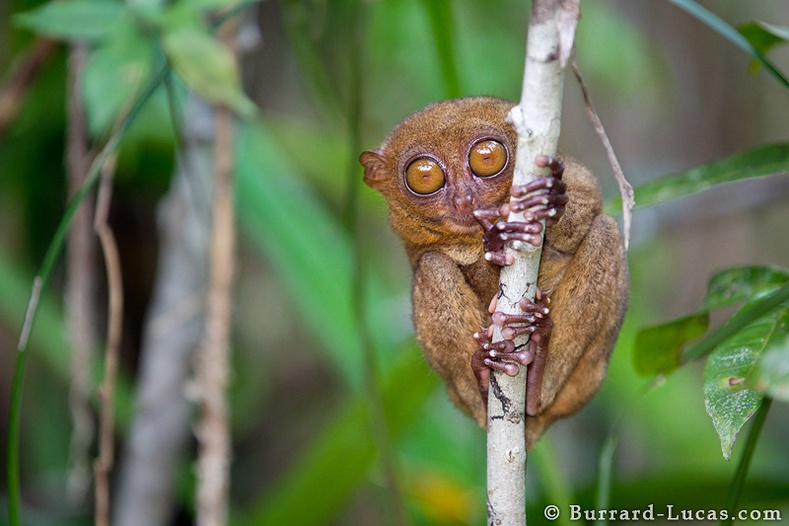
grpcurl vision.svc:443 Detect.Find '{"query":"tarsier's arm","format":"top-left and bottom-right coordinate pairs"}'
top-left (520, 158), bottom-right (628, 446)
top-left (411, 250), bottom-right (490, 425)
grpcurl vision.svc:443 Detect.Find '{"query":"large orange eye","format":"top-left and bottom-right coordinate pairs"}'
top-left (469, 139), bottom-right (507, 177)
top-left (405, 157), bottom-right (445, 195)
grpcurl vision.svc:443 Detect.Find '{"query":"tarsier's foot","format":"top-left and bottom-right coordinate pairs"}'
top-left (473, 155), bottom-right (567, 266)
top-left (471, 288), bottom-right (554, 417)
top-left (471, 325), bottom-right (530, 402)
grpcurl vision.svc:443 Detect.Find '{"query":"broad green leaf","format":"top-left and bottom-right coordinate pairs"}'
top-left (128, 0), bottom-right (163, 12)
top-left (187, 0), bottom-right (247, 11)
top-left (235, 121), bottom-right (361, 386)
top-left (759, 22), bottom-right (789, 41)
top-left (15, 0), bottom-right (126, 42)
top-left (748, 327), bottom-right (789, 402)
top-left (634, 313), bottom-right (709, 376)
top-left (606, 144), bottom-right (789, 213)
top-left (82, 24), bottom-right (154, 135)
top-left (162, 26), bottom-right (256, 116)
top-left (633, 266), bottom-right (789, 377)
top-left (704, 265), bottom-right (789, 310)
top-left (683, 283), bottom-right (789, 363)
top-left (739, 21), bottom-right (789, 74)
top-left (423, 0), bottom-right (461, 98)
top-left (266, 118), bottom-right (347, 200)
top-left (667, 0), bottom-right (789, 87)
top-left (704, 302), bottom-right (789, 460)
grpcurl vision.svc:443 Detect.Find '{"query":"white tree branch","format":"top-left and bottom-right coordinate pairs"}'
top-left (486, 1), bottom-right (579, 524)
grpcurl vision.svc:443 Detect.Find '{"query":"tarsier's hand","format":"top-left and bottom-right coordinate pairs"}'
top-left (473, 155), bottom-right (567, 266)
top-left (471, 287), bottom-right (553, 416)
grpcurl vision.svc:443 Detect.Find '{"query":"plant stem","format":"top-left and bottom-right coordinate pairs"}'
top-left (195, 20), bottom-right (239, 525)
top-left (594, 433), bottom-right (618, 526)
top-left (65, 41), bottom-right (97, 505)
top-left (486, 1), bottom-right (578, 524)
top-left (6, 63), bottom-right (168, 526)
top-left (722, 397), bottom-right (772, 526)
top-left (6, 336), bottom-right (29, 526)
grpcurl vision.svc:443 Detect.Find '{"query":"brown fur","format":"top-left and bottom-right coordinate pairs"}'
top-left (361, 97), bottom-right (629, 448)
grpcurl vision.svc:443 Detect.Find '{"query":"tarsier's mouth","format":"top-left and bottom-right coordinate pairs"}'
top-left (446, 213), bottom-right (484, 234)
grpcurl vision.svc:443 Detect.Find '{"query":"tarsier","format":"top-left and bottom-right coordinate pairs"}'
top-left (360, 97), bottom-right (629, 447)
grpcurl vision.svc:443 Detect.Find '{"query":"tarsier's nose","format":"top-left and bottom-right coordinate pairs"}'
top-left (452, 188), bottom-right (476, 214)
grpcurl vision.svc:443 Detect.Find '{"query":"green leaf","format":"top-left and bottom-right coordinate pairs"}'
top-left (704, 266), bottom-right (789, 310)
top-left (235, 121), bottom-right (361, 386)
top-left (759, 22), bottom-right (789, 41)
top-left (633, 266), bottom-right (789, 377)
top-left (748, 327), bottom-right (789, 402)
top-left (739, 21), bottom-right (789, 73)
top-left (739, 22), bottom-right (788, 54)
top-left (703, 303), bottom-right (789, 460)
top-left (667, 0), bottom-right (789, 88)
top-left (683, 283), bottom-right (789, 363)
top-left (606, 144), bottom-right (789, 213)
top-left (634, 313), bottom-right (709, 376)
top-left (15, 0), bottom-right (126, 42)
top-left (187, 0), bottom-right (248, 11)
top-left (423, 0), bottom-right (461, 98)
top-left (162, 25), bottom-right (256, 116)
top-left (82, 24), bottom-right (154, 135)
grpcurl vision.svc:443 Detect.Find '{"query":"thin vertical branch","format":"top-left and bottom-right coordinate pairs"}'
top-left (486, 1), bottom-right (578, 524)
top-left (93, 153), bottom-right (123, 526)
top-left (571, 61), bottom-right (633, 249)
top-left (196, 104), bottom-right (235, 526)
top-left (195, 20), bottom-right (238, 526)
top-left (0, 38), bottom-right (57, 140)
top-left (113, 94), bottom-right (212, 526)
top-left (65, 42), bottom-right (98, 505)
top-left (8, 64), bottom-right (169, 526)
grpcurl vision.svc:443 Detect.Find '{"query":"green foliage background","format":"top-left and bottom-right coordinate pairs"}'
top-left (1, 0), bottom-right (788, 524)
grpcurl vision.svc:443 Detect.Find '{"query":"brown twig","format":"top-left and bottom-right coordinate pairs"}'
top-left (195, 21), bottom-right (238, 526)
top-left (0, 38), bottom-right (58, 140)
top-left (195, 104), bottom-right (235, 526)
top-left (92, 153), bottom-right (123, 526)
top-left (571, 59), bottom-right (634, 249)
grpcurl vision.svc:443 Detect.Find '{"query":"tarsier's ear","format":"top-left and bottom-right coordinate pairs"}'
top-left (359, 149), bottom-right (388, 190)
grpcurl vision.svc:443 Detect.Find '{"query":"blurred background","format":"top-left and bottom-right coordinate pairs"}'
top-left (1, 0), bottom-right (788, 524)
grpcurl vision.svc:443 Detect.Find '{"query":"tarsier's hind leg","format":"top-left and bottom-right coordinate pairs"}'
top-left (526, 213), bottom-right (628, 447)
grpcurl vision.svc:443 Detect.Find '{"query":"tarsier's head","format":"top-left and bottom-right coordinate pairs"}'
top-left (360, 96), bottom-right (517, 246)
